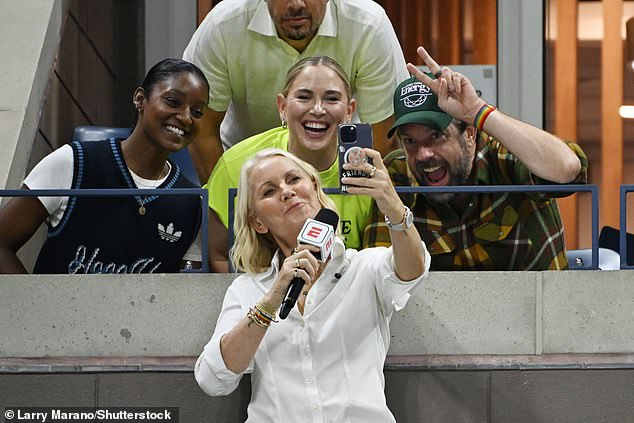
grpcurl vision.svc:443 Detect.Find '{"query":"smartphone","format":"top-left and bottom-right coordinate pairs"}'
top-left (338, 123), bottom-right (373, 193)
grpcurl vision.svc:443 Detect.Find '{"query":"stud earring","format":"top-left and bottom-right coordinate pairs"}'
top-left (281, 119), bottom-right (287, 129)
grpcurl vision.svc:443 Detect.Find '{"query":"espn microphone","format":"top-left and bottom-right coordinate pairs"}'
top-left (279, 208), bottom-right (339, 319)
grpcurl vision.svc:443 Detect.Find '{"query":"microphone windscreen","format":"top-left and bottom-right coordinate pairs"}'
top-left (314, 208), bottom-right (339, 229)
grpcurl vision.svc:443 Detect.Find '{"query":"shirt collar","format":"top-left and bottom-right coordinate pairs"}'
top-left (248, 0), bottom-right (337, 38)
top-left (317, 1), bottom-right (337, 37)
top-left (473, 131), bottom-right (492, 185)
top-left (330, 236), bottom-right (346, 262)
top-left (248, 1), bottom-right (277, 36)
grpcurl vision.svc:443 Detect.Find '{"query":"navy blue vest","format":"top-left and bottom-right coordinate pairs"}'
top-left (34, 140), bottom-right (201, 274)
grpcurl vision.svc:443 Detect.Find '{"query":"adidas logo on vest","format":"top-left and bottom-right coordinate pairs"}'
top-left (158, 223), bottom-right (182, 243)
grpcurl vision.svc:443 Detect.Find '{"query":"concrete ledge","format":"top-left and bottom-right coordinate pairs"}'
top-left (3, 353), bottom-right (634, 374)
top-left (1, 271), bottom-right (634, 358)
top-left (542, 270), bottom-right (634, 353)
top-left (387, 353), bottom-right (634, 370)
top-left (0, 273), bottom-right (234, 357)
top-left (0, 356), bottom-right (196, 373)
top-left (391, 271), bottom-right (539, 355)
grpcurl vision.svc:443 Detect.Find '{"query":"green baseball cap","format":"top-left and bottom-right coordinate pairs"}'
top-left (388, 75), bottom-right (453, 138)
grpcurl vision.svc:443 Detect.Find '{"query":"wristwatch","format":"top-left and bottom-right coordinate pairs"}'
top-left (384, 206), bottom-right (413, 231)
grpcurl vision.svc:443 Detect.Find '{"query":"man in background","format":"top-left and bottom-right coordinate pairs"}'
top-left (183, 0), bottom-right (408, 183)
top-left (363, 47), bottom-right (588, 270)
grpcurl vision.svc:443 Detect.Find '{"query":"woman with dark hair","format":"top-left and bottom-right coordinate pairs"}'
top-left (0, 58), bottom-right (209, 273)
top-left (195, 148), bottom-right (430, 422)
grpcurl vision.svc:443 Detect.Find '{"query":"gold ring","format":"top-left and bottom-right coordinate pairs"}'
top-left (368, 165), bottom-right (377, 178)
top-left (296, 258), bottom-right (301, 268)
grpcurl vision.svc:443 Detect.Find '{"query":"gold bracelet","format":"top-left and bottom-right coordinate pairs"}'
top-left (254, 306), bottom-right (277, 323)
top-left (255, 299), bottom-right (279, 322)
top-left (247, 307), bottom-right (270, 329)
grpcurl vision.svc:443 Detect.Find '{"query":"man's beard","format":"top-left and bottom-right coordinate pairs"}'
top-left (416, 143), bottom-right (473, 205)
top-left (281, 12), bottom-right (317, 40)
top-left (285, 28), bottom-right (312, 40)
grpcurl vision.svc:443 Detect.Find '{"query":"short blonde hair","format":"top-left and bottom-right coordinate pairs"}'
top-left (230, 148), bottom-right (337, 274)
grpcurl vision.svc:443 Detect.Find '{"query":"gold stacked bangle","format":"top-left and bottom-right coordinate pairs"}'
top-left (247, 299), bottom-right (279, 329)
top-left (255, 300), bottom-right (278, 322)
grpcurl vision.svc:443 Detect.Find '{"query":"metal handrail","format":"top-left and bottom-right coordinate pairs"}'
top-left (619, 185), bottom-right (634, 269)
top-left (0, 188), bottom-right (209, 273)
top-left (227, 184), bottom-right (599, 271)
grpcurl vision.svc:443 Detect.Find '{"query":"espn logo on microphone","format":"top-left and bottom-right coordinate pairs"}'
top-left (297, 219), bottom-right (335, 262)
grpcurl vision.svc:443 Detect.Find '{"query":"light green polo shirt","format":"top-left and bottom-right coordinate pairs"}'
top-left (183, 0), bottom-right (408, 149)
top-left (206, 127), bottom-right (372, 249)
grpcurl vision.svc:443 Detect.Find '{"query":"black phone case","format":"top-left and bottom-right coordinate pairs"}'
top-left (338, 123), bottom-right (373, 193)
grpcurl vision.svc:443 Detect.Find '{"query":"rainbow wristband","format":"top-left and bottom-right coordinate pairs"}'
top-left (473, 103), bottom-right (496, 131)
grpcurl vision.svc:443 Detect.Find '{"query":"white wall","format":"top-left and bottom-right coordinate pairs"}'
top-left (0, 0), bottom-right (67, 190)
top-left (498, 0), bottom-right (544, 128)
top-left (144, 0), bottom-right (197, 72)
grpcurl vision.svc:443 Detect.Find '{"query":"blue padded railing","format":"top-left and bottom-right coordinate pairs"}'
top-left (619, 185), bottom-right (634, 269)
top-left (227, 184), bottom-right (598, 272)
top-left (0, 188), bottom-right (209, 273)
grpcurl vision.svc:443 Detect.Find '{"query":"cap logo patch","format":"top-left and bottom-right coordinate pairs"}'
top-left (400, 82), bottom-right (432, 108)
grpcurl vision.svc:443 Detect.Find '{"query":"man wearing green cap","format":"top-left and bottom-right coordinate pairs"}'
top-left (362, 46), bottom-right (588, 270)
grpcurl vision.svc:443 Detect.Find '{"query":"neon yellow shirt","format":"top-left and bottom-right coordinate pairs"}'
top-left (206, 127), bottom-right (372, 249)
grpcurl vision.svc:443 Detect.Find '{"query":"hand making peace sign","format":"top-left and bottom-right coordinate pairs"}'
top-left (406, 46), bottom-right (487, 126)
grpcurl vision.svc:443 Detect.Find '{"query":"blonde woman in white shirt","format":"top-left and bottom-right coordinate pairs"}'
top-left (195, 148), bottom-right (430, 422)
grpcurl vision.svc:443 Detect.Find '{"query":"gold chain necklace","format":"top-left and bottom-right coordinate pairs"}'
top-left (136, 162), bottom-right (170, 216)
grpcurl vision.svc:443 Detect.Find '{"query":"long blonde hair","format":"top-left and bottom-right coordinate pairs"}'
top-left (230, 148), bottom-right (337, 274)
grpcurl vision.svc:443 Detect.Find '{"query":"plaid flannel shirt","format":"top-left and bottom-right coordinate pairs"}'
top-left (362, 132), bottom-right (588, 270)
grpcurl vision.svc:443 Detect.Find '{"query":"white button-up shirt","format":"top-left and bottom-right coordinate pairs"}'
top-left (195, 238), bottom-right (430, 422)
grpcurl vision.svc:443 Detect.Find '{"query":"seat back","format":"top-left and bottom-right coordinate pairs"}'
top-left (71, 125), bottom-right (200, 185)
top-left (72, 125), bottom-right (131, 142)
top-left (566, 248), bottom-right (621, 270)
top-left (599, 226), bottom-right (634, 266)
